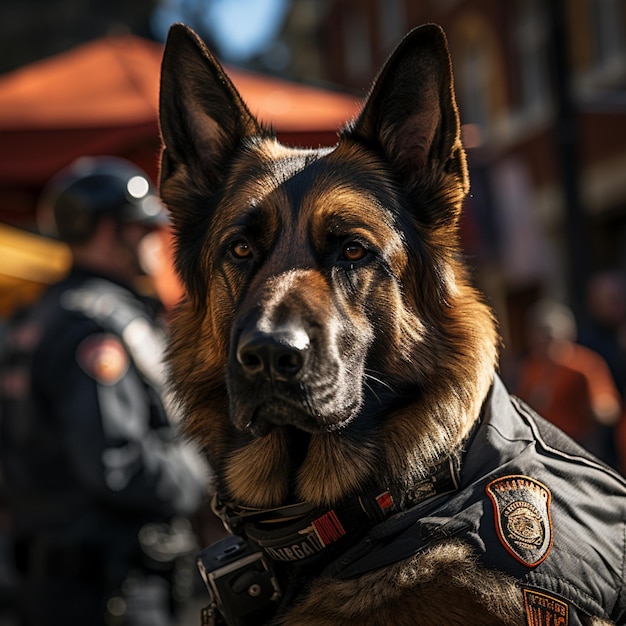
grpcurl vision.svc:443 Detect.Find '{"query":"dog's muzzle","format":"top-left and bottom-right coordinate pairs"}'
top-left (229, 310), bottom-right (365, 435)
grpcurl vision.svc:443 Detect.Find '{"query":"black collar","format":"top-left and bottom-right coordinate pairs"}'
top-left (213, 456), bottom-right (460, 570)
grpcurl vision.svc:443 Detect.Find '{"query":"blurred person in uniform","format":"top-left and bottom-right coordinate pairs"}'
top-left (579, 271), bottom-right (626, 474)
top-left (579, 270), bottom-right (626, 396)
top-left (514, 299), bottom-right (622, 467)
top-left (0, 156), bottom-right (208, 626)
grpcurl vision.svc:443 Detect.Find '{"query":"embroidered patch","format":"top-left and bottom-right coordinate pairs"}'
top-left (523, 588), bottom-right (569, 626)
top-left (77, 334), bottom-right (129, 385)
top-left (486, 475), bottom-right (552, 566)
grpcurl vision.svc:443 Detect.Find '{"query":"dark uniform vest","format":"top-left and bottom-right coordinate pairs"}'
top-left (324, 377), bottom-right (626, 625)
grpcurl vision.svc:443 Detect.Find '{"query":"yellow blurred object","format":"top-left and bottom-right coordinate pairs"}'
top-left (0, 223), bottom-right (70, 318)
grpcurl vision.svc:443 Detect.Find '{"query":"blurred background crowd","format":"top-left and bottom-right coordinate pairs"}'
top-left (0, 0), bottom-right (625, 623)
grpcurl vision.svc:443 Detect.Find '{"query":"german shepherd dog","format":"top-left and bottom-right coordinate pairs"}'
top-left (159, 23), bottom-right (626, 626)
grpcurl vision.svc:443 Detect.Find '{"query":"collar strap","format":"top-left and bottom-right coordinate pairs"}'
top-left (215, 456), bottom-right (459, 569)
top-left (236, 489), bottom-right (395, 568)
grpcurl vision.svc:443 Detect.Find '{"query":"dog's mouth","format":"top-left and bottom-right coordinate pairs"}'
top-left (245, 406), bottom-right (322, 437)
top-left (232, 390), bottom-right (361, 437)
top-left (245, 408), bottom-right (316, 438)
top-left (228, 361), bottom-right (364, 436)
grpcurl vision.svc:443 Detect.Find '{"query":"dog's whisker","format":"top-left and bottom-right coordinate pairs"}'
top-left (363, 379), bottom-right (382, 406)
top-left (364, 370), bottom-right (395, 393)
top-left (301, 385), bottom-right (316, 417)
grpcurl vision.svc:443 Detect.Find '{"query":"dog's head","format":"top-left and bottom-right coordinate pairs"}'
top-left (159, 24), bottom-right (497, 508)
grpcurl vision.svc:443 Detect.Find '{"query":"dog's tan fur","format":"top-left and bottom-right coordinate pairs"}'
top-left (158, 23), bottom-right (614, 626)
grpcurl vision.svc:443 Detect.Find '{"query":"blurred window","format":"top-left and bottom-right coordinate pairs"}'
top-left (377, 0), bottom-right (407, 54)
top-left (512, 0), bottom-right (551, 114)
top-left (458, 39), bottom-right (491, 131)
top-left (343, 7), bottom-right (372, 84)
top-left (590, 0), bottom-right (625, 70)
top-left (453, 17), bottom-right (501, 138)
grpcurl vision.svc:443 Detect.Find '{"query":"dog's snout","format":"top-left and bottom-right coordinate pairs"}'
top-left (236, 327), bottom-right (310, 382)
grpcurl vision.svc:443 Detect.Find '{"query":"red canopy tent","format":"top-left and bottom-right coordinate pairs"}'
top-left (0, 33), bottom-right (362, 224)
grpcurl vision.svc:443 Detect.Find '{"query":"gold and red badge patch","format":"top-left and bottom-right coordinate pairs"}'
top-left (486, 475), bottom-right (552, 567)
top-left (523, 588), bottom-right (569, 626)
top-left (76, 334), bottom-right (129, 385)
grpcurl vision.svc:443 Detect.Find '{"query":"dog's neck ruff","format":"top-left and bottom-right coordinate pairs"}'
top-left (214, 457), bottom-right (460, 570)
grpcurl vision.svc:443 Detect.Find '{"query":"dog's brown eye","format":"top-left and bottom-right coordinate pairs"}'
top-left (342, 243), bottom-right (366, 262)
top-left (231, 241), bottom-right (252, 259)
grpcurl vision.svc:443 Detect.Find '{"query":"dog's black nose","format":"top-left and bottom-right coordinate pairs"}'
top-left (236, 327), bottom-right (310, 381)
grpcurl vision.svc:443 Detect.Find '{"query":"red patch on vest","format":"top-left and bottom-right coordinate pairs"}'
top-left (523, 588), bottom-right (569, 626)
top-left (77, 334), bottom-right (129, 385)
top-left (486, 475), bottom-right (553, 567)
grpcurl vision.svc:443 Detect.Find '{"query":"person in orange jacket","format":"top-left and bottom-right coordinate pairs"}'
top-left (515, 299), bottom-right (622, 467)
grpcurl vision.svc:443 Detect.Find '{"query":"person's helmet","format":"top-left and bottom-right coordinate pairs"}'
top-left (37, 156), bottom-right (167, 244)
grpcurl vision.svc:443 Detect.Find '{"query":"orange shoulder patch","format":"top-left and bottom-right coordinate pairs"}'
top-left (523, 588), bottom-right (569, 626)
top-left (76, 334), bottom-right (129, 385)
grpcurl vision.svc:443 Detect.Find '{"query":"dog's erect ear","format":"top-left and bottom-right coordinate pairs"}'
top-left (345, 24), bottom-right (467, 195)
top-left (159, 23), bottom-right (263, 184)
